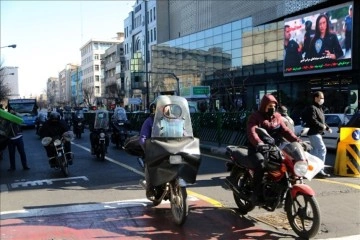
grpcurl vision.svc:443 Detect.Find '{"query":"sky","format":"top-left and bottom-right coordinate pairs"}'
top-left (1, 0), bottom-right (134, 97)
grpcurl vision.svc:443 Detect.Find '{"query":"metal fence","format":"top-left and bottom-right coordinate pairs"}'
top-left (84, 110), bottom-right (251, 147)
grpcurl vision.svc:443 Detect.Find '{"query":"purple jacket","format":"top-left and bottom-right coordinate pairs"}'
top-left (139, 116), bottom-right (154, 146)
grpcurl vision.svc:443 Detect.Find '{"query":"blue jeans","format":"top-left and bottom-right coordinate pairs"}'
top-left (8, 136), bottom-right (28, 169)
top-left (308, 134), bottom-right (327, 169)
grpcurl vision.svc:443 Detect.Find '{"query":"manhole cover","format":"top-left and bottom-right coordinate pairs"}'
top-left (250, 211), bottom-right (292, 230)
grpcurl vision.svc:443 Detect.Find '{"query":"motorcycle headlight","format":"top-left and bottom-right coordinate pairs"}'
top-left (100, 132), bottom-right (106, 138)
top-left (41, 137), bottom-right (52, 146)
top-left (294, 160), bottom-right (308, 177)
top-left (54, 139), bottom-right (62, 146)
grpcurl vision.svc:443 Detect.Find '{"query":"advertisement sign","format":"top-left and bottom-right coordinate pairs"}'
top-left (284, 2), bottom-right (353, 76)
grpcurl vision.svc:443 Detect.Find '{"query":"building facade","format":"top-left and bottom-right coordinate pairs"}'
top-left (80, 35), bottom-right (123, 106)
top-left (124, 0), bottom-right (359, 119)
top-left (46, 77), bottom-right (59, 108)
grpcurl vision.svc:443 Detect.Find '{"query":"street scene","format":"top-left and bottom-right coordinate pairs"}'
top-left (1, 1), bottom-right (359, 239)
top-left (1, 128), bottom-right (359, 239)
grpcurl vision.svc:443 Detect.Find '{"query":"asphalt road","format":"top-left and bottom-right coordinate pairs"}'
top-left (0, 127), bottom-right (359, 240)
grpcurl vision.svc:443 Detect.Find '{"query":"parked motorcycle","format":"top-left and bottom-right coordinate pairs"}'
top-left (41, 131), bottom-right (73, 177)
top-left (139, 95), bottom-right (201, 225)
top-left (90, 109), bottom-right (109, 161)
top-left (225, 127), bottom-right (323, 239)
top-left (73, 109), bottom-right (85, 139)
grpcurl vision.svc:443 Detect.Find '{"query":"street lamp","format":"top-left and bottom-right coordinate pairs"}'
top-left (1, 44), bottom-right (16, 49)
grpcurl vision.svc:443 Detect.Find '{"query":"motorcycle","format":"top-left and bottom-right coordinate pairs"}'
top-left (139, 95), bottom-right (201, 225)
top-left (91, 109), bottom-right (109, 161)
top-left (35, 111), bottom-right (48, 137)
top-left (73, 110), bottom-right (85, 139)
top-left (110, 119), bottom-right (128, 148)
top-left (225, 127), bottom-right (323, 239)
top-left (41, 131), bottom-right (74, 177)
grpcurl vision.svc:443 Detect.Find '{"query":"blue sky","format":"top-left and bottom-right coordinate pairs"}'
top-left (1, 0), bottom-right (134, 97)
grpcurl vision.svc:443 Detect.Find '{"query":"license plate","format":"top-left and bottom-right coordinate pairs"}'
top-left (169, 155), bottom-right (183, 164)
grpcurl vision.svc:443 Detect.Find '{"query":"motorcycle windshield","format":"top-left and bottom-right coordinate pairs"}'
top-left (281, 142), bottom-right (306, 161)
top-left (94, 110), bottom-right (109, 130)
top-left (75, 110), bottom-right (84, 119)
top-left (146, 96), bottom-right (201, 186)
top-left (151, 95), bottom-right (194, 138)
top-left (113, 107), bottom-right (127, 121)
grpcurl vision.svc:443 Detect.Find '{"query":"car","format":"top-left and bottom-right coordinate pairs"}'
top-left (294, 113), bottom-right (353, 139)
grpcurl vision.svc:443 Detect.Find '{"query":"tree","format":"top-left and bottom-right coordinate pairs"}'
top-left (83, 87), bottom-right (94, 107)
top-left (0, 64), bottom-right (12, 103)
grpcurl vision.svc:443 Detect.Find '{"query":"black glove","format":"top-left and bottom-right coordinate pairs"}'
top-left (262, 136), bottom-right (275, 145)
top-left (256, 143), bottom-right (270, 153)
top-left (300, 141), bottom-right (312, 152)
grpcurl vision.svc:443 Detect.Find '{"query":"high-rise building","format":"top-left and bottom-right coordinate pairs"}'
top-left (80, 35), bottom-right (123, 106)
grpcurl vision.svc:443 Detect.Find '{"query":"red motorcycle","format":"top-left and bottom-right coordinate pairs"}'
top-left (225, 127), bottom-right (323, 239)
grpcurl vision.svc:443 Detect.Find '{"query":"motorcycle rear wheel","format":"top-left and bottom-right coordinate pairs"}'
top-left (170, 185), bottom-right (188, 225)
top-left (231, 167), bottom-right (255, 214)
top-left (285, 192), bottom-right (321, 239)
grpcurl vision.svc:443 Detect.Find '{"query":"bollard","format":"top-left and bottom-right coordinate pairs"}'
top-left (334, 127), bottom-right (360, 177)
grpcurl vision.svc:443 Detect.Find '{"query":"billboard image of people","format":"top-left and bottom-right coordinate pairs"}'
top-left (284, 2), bottom-right (353, 76)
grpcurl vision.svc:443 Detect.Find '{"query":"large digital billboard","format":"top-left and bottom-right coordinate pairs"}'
top-left (284, 2), bottom-right (353, 76)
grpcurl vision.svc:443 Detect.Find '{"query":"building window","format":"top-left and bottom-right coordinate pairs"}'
top-left (154, 27), bottom-right (156, 41)
top-left (95, 75), bottom-right (100, 81)
top-left (94, 54), bottom-right (99, 60)
top-left (153, 7), bottom-right (156, 20)
top-left (95, 65), bottom-right (100, 71)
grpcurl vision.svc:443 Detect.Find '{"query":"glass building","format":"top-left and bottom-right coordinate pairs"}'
top-left (125, 0), bottom-right (359, 121)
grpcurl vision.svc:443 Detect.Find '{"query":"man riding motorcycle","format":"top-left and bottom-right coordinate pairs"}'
top-left (237, 94), bottom-right (310, 204)
top-left (139, 101), bottom-right (156, 199)
top-left (39, 111), bottom-right (73, 167)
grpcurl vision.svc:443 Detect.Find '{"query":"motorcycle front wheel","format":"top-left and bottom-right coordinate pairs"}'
top-left (170, 184), bottom-right (188, 225)
top-left (60, 156), bottom-right (69, 177)
top-left (285, 192), bottom-right (321, 239)
top-left (231, 167), bottom-right (255, 214)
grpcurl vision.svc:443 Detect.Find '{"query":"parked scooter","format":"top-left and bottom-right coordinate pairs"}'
top-left (139, 95), bottom-right (201, 225)
top-left (41, 131), bottom-right (73, 177)
top-left (90, 109), bottom-right (109, 161)
top-left (225, 127), bottom-right (323, 239)
top-left (72, 109), bottom-right (85, 139)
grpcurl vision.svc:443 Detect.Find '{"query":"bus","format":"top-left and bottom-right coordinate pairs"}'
top-left (7, 98), bottom-right (38, 127)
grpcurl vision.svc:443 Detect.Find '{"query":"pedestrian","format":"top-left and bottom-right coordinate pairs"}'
top-left (278, 105), bottom-right (295, 132)
top-left (302, 91), bottom-right (331, 178)
top-left (7, 110), bottom-right (30, 171)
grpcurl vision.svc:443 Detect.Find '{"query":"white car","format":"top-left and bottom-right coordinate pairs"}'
top-left (294, 113), bottom-right (353, 139)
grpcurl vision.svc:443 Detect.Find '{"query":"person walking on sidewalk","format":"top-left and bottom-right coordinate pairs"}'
top-left (302, 91), bottom-right (331, 178)
top-left (7, 110), bottom-right (30, 171)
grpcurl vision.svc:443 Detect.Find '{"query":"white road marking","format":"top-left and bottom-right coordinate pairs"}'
top-left (72, 142), bottom-right (145, 176)
top-left (0, 196), bottom-right (198, 220)
top-left (10, 176), bottom-right (89, 189)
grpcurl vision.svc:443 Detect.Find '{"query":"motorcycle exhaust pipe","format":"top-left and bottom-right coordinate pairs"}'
top-left (224, 178), bottom-right (251, 201)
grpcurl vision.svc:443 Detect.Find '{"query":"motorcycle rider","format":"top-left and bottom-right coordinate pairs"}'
top-left (278, 105), bottom-right (295, 132)
top-left (139, 101), bottom-right (156, 199)
top-left (245, 94), bottom-right (308, 204)
top-left (39, 111), bottom-right (73, 167)
top-left (90, 110), bottom-right (110, 155)
top-left (111, 100), bottom-right (129, 143)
